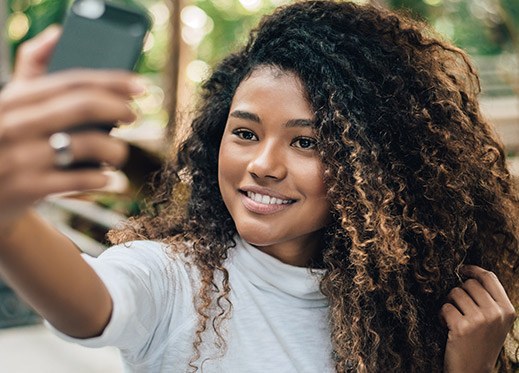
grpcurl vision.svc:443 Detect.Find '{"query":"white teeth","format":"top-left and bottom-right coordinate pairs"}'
top-left (246, 191), bottom-right (292, 205)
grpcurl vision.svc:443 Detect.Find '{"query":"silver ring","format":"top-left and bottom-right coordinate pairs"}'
top-left (49, 132), bottom-right (74, 168)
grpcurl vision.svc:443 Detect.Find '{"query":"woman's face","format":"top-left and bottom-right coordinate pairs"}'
top-left (218, 67), bottom-right (330, 265)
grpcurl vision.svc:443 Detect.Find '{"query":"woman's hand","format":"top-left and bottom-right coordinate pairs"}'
top-left (0, 26), bottom-right (141, 335)
top-left (0, 26), bottom-right (143, 223)
top-left (441, 265), bottom-right (517, 373)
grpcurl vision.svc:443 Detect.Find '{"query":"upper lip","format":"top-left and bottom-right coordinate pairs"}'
top-left (239, 186), bottom-right (297, 201)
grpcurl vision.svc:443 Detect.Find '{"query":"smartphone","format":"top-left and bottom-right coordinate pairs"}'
top-left (49, 0), bottom-right (150, 73)
top-left (47, 0), bottom-right (150, 167)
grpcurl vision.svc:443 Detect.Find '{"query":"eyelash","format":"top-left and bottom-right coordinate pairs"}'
top-left (291, 137), bottom-right (317, 149)
top-left (233, 129), bottom-right (258, 141)
top-left (232, 129), bottom-right (317, 150)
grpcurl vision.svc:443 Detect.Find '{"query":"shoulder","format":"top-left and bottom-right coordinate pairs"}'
top-left (94, 240), bottom-right (170, 269)
top-left (84, 240), bottom-right (197, 284)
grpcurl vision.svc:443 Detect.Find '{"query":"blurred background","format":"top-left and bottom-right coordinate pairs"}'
top-left (0, 0), bottom-right (518, 371)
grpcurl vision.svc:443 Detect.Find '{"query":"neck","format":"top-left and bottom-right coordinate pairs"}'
top-left (253, 231), bottom-right (325, 267)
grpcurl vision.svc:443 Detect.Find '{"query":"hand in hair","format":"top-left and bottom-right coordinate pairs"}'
top-left (441, 265), bottom-right (517, 373)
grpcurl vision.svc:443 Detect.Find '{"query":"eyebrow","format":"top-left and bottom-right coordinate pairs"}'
top-left (229, 110), bottom-right (314, 128)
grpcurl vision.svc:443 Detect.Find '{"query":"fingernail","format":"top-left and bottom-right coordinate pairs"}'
top-left (129, 77), bottom-right (147, 96)
top-left (100, 170), bottom-right (129, 193)
top-left (42, 24), bottom-right (62, 41)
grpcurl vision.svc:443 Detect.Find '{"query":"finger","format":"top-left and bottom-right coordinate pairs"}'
top-left (2, 70), bottom-right (145, 111)
top-left (446, 287), bottom-right (480, 316)
top-left (0, 133), bottom-right (128, 176)
top-left (38, 170), bottom-right (112, 196)
top-left (0, 90), bottom-right (137, 142)
top-left (460, 265), bottom-right (512, 307)
top-left (62, 132), bottom-right (129, 169)
top-left (461, 279), bottom-right (496, 309)
top-left (440, 302), bottom-right (463, 330)
top-left (3, 170), bottom-right (110, 204)
top-left (13, 25), bottom-right (62, 80)
top-left (0, 140), bottom-right (48, 176)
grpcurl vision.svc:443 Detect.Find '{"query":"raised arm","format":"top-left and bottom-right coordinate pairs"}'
top-left (0, 26), bottom-right (141, 338)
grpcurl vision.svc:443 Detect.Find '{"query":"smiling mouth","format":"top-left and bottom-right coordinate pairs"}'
top-left (239, 190), bottom-right (296, 215)
top-left (244, 191), bottom-right (295, 205)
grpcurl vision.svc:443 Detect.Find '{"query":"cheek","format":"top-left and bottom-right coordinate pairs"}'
top-left (301, 163), bottom-right (330, 224)
top-left (218, 140), bottom-right (241, 194)
top-left (296, 159), bottom-right (327, 196)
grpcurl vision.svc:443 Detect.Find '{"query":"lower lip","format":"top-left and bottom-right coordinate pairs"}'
top-left (240, 193), bottom-right (294, 215)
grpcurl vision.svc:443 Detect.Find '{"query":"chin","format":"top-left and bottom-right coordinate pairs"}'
top-left (236, 226), bottom-right (279, 247)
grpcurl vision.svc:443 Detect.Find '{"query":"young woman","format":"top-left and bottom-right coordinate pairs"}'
top-left (0, 1), bottom-right (517, 372)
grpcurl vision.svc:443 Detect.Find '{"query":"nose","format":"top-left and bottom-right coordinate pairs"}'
top-left (246, 141), bottom-right (287, 180)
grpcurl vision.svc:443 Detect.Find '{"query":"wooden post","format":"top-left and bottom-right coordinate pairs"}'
top-left (164, 0), bottom-right (182, 141)
top-left (163, 0), bottom-right (197, 156)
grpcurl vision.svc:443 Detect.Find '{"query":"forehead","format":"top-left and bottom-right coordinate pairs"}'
top-left (230, 67), bottom-right (314, 119)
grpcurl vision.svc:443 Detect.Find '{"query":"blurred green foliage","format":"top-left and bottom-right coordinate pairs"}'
top-left (388, 0), bottom-right (519, 56)
top-left (194, 0), bottom-right (519, 60)
top-left (7, 0), bottom-right (68, 57)
top-left (194, 0), bottom-right (273, 66)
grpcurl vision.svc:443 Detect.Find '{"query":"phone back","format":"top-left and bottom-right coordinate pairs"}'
top-left (48, 0), bottom-right (150, 72)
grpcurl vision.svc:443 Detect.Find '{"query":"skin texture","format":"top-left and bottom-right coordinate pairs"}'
top-left (218, 68), bottom-right (330, 267)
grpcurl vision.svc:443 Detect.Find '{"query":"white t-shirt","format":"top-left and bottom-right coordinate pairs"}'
top-left (50, 237), bottom-right (334, 372)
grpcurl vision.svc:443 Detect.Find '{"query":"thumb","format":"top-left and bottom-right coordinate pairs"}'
top-left (13, 25), bottom-right (62, 81)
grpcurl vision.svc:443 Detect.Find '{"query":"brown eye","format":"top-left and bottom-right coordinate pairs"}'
top-left (292, 137), bottom-right (317, 149)
top-left (233, 129), bottom-right (258, 141)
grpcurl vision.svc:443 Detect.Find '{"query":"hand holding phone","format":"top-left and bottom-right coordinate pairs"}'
top-left (0, 28), bottom-right (138, 218)
top-left (48, 0), bottom-right (150, 167)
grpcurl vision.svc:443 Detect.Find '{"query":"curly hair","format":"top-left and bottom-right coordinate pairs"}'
top-left (109, 1), bottom-right (519, 371)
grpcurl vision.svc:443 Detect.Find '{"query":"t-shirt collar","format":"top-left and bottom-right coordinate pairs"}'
top-left (231, 235), bottom-right (328, 306)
